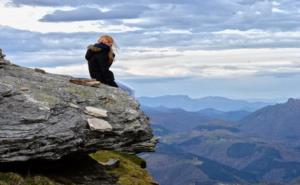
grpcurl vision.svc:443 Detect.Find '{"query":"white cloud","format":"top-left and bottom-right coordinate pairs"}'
top-left (272, 7), bottom-right (289, 14)
top-left (213, 29), bottom-right (300, 39)
top-left (2, 0), bottom-right (300, 99)
top-left (37, 48), bottom-right (300, 80)
top-left (42, 64), bottom-right (89, 77)
top-left (39, 5), bottom-right (149, 22)
top-left (0, 1), bottom-right (140, 33)
top-left (4, 0), bottom-right (300, 34)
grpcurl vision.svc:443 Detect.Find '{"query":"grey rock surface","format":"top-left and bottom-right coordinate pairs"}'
top-left (0, 49), bottom-right (5, 59)
top-left (0, 53), bottom-right (157, 162)
top-left (0, 49), bottom-right (10, 65)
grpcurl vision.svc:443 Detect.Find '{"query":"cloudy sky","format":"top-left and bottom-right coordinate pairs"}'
top-left (1, 0), bottom-right (300, 100)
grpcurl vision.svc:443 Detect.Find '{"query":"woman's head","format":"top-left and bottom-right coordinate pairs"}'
top-left (98, 35), bottom-right (114, 47)
top-left (98, 35), bottom-right (117, 63)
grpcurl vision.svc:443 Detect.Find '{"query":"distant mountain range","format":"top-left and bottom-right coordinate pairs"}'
top-left (138, 95), bottom-right (271, 111)
top-left (141, 97), bottom-right (300, 184)
top-left (197, 108), bottom-right (251, 121)
top-left (142, 105), bottom-right (250, 133)
top-left (142, 106), bottom-right (210, 132)
top-left (240, 98), bottom-right (300, 143)
top-left (141, 143), bottom-right (258, 185)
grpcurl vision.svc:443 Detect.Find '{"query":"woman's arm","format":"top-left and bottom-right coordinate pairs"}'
top-left (85, 45), bottom-right (103, 61)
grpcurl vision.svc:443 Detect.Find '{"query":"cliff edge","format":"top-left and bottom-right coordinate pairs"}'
top-left (0, 49), bottom-right (158, 185)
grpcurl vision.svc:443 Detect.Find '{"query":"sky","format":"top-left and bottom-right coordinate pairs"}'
top-left (1, 0), bottom-right (300, 101)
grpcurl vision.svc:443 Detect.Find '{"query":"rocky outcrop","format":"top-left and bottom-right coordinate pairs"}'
top-left (0, 49), bottom-right (157, 163)
top-left (0, 49), bottom-right (10, 65)
top-left (0, 49), bottom-right (5, 59)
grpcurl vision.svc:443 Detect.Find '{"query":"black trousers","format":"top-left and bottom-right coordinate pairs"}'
top-left (88, 60), bottom-right (118, 88)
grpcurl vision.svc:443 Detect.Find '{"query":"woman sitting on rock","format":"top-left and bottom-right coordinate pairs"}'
top-left (85, 35), bottom-right (118, 88)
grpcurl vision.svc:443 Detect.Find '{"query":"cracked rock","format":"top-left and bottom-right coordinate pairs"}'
top-left (0, 54), bottom-right (157, 162)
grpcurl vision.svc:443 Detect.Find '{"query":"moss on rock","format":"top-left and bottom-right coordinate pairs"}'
top-left (34, 93), bottom-right (60, 107)
top-left (64, 86), bottom-right (94, 98)
top-left (0, 150), bottom-right (157, 185)
top-left (0, 172), bottom-right (65, 185)
top-left (90, 150), bottom-right (157, 185)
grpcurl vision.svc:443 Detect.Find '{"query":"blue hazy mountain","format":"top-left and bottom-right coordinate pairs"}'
top-left (141, 98), bottom-right (300, 184)
top-left (240, 98), bottom-right (300, 142)
top-left (142, 105), bottom-right (250, 133)
top-left (142, 105), bottom-right (251, 133)
top-left (197, 108), bottom-right (251, 121)
top-left (141, 143), bottom-right (258, 185)
top-left (142, 105), bottom-right (210, 132)
top-left (138, 95), bottom-right (270, 111)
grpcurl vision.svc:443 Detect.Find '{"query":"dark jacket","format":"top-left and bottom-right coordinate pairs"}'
top-left (85, 43), bottom-right (118, 87)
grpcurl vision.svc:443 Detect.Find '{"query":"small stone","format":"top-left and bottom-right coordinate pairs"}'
top-left (84, 106), bottom-right (107, 118)
top-left (20, 87), bottom-right (29, 91)
top-left (87, 118), bottom-right (112, 132)
top-left (98, 158), bottom-right (120, 169)
top-left (34, 68), bottom-right (46, 74)
top-left (85, 81), bottom-right (101, 87)
top-left (69, 78), bottom-right (100, 87)
top-left (69, 103), bottom-right (80, 109)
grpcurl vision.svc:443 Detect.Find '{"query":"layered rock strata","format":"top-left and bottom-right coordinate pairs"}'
top-left (0, 50), bottom-right (157, 163)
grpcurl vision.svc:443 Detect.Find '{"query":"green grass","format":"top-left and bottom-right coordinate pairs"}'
top-left (90, 150), bottom-right (157, 185)
top-left (0, 172), bottom-right (64, 185)
top-left (0, 151), bottom-right (156, 185)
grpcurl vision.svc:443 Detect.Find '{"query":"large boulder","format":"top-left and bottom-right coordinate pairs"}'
top-left (0, 52), bottom-right (157, 162)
